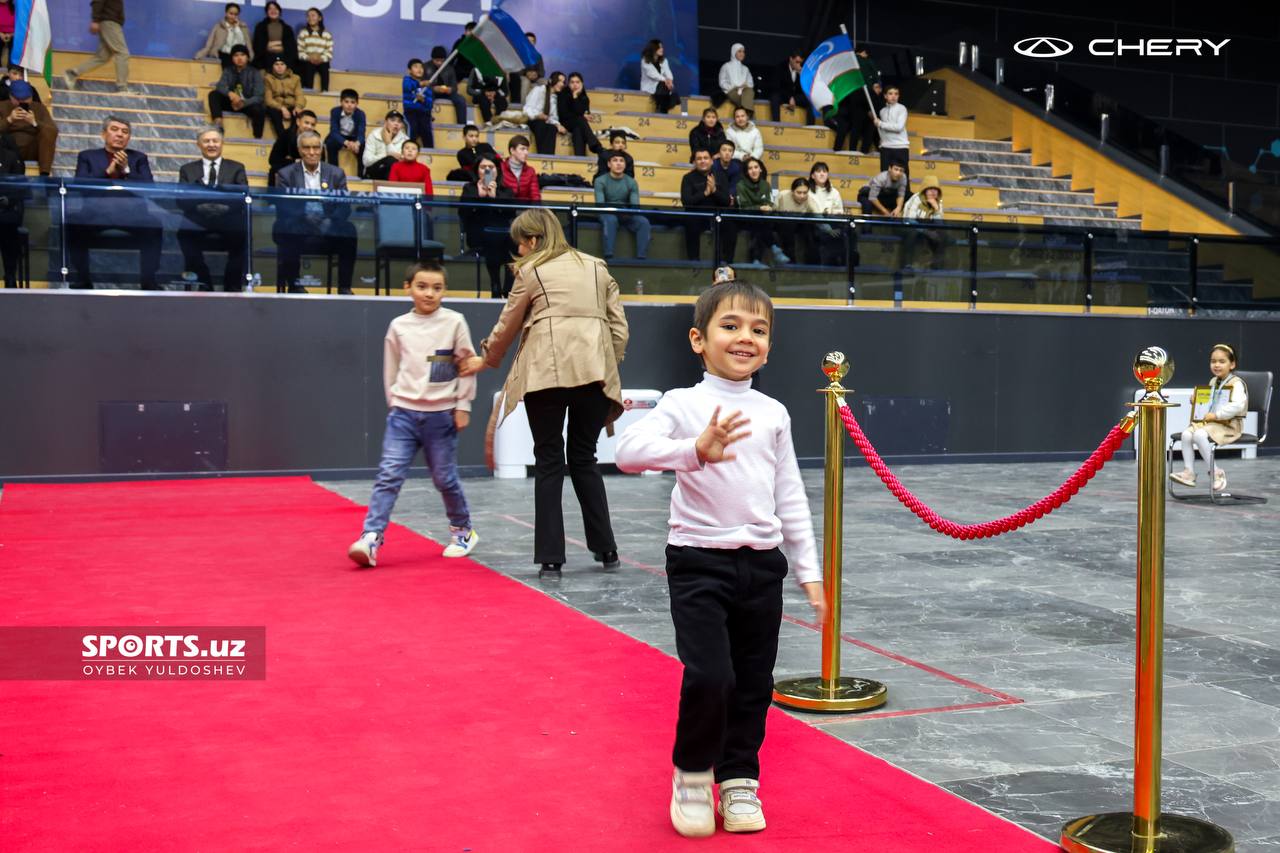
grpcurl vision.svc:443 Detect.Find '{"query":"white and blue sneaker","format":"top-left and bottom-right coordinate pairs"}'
top-left (442, 527), bottom-right (479, 558)
top-left (347, 531), bottom-right (381, 568)
top-left (718, 777), bottom-right (766, 832)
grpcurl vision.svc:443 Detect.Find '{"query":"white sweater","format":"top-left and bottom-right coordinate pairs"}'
top-left (615, 373), bottom-right (820, 586)
top-left (725, 122), bottom-right (763, 161)
top-left (878, 102), bottom-right (909, 149)
top-left (640, 58), bottom-right (672, 94)
top-left (384, 307), bottom-right (477, 413)
top-left (363, 128), bottom-right (409, 168)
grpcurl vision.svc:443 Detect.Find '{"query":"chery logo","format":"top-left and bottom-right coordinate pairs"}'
top-left (1014, 37), bottom-right (1073, 58)
top-left (1014, 36), bottom-right (1230, 59)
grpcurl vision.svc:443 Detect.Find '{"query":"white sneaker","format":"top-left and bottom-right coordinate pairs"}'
top-left (64, 70), bottom-right (79, 87)
top-left (347, 532), bottom-right (380, 567)
top-left (442, 527), bottom-right (479, 558)
top-left (1213, 469), bottom-right (1228, 492)
top-left (769, 244), bottom-right (791, 265)
top-left (670, 768), bottom-right (715, 838)
top-left (718, 777), bottom-right (766, 832)
top-left (1169, 469), bottom-right (1196, 487)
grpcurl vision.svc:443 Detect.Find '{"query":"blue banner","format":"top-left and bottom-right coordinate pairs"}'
top-left (48, 0), bottom-right (699, 94)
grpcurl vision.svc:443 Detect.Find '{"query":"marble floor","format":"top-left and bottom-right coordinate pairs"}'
top-left (323, 455), bottom-right (1280, 850)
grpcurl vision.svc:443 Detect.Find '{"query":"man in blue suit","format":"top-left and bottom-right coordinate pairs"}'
top-left (272, 129), bottom-right (358, 294)
top-left (69, 115), bottom-right (162, 289)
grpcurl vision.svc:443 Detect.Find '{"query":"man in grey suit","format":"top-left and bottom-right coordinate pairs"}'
top-left (177, 126), bottom-right (249, 291)
top-left (273, 129), bottom-right (357, 294)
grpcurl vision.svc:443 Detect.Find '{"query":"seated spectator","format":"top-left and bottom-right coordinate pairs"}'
top-left (460, 154), bottom-right (516, 298)
top-left (523, 71), bottom-right (567, 155)
top-left (775, 176), bottom-right (818, 263)
top-left (500, 134), bottom-right (540, 202)
top-left (195, 2), bottom-right (253, 69)
top-left (468, 69), bottom-right (508, 126)
top-left (558, 71), bottom-right (602, 157)
top-left (735, 156), bottom-right (786, 266)
top-left (595, 131), bottom-right (633, 178)
top-left (688, 107), bottom-right (726, 162)
top-left (1, 66), bottom-right (42, 103)
top-left (273, 129), bottom-right (357, 294)
top-left (402, 58), bottom-right (434, 149)
top-left (267, 107), bottom-right (316, 186)
top-left (679, 148), bottom-right (730, 263)
top-left (508, 32), bottom-right (544, 103)
top-left (718, 43), bottom-right (755, 117)
top-left (456, 123), bottom-right (498, 178)
top-left (451, 21), bottom-right (476, 81)
top-left (388, 139), bottom-right (433, 194)
top-left (858, 162), bottom-right (907, 216)
top-left (176, 126), bottom-right (249, 291)
top-left (771, 51), bottom-right (814, 124)
top-left (808, 161), bottom-right (845, 265)
top-left (0, 79), bottom-right (56, 176)
top-left (725, 106), bottom-right (762, 161)
top-left (640, 38), bottom-right (678, 114)
top-left (428, 45), bottom-right (468, 125)
top-left (711, 139), bottom-right (741, 203)
top-left (252, 1), bottom-right (297, 70)
top-left (263, 55), bottom-right (305, 140)
top-left (902, 174), bottom-right (945, 270)
top-left (325, 88), bottom-right (366, 175)
top-left (68, 116), bottom-right (161, 290)
top-left (362, 110), bottom-right (408, 181)
top-left (593, 151), bottom-right (649, 261)
top-left (0, 134), bottom-right (24, 289)
top-left (208, 45), bottom-right (265, 139)
top-left (296, 7), bottom-right (332, 92)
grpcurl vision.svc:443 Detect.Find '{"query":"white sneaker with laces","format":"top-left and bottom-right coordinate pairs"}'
top-left (1169, 469), bottom-right (1196, 487)
top-left (347, 532), bottom-right (380, 568)
top-left (442, 527), bottom-right (479, 558)
top-left (670, 768), bottom-right (715, 837)
top-left (718, 777), bottom-right (766, 832)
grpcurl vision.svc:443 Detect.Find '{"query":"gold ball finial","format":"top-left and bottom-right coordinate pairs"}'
top-left (822, 351), bottom-right (849, 384)
top-left (1133, 346), bottom-right (1174, 392)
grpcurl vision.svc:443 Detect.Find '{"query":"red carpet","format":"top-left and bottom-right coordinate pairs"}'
top-left (0, 478), bottom-right (1057, 851)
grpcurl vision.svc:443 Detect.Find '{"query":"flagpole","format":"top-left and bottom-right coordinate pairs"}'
top-left (839, 24), bottom-right (878, 113)
top-left (426, 49), bottom-right (461, 87)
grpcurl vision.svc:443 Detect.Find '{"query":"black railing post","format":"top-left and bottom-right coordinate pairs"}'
top-left (1189, 237), bottom-right (1199, 316)
top-left (713, 213), bottom-right (722, 268)
top-left (845, 219), bottom-right (857, 305)
top-left (969, 225), bottom-right (979, 309)
top-left (568, 204), bottom-right (579, 247)
top-left (1083, 231), bottom-right (1094, 313)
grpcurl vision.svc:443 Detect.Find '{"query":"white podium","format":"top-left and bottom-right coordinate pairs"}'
top-left (1132, 387), bottom-right (1258, 459)
top-left (492, 389), bottom-right (664, 478)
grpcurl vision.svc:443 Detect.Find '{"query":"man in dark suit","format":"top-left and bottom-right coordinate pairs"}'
top-left (177, 127), bottom-right (249, 291)
top-left (771, 51), bottom-right (814, 125)
top-left (69, 115), bottom-right (162, 290)
top-left (272, 129), bottom-right (357, 294)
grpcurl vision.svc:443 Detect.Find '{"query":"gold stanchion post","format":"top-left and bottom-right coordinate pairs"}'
top-left (774, 352), bottom-right (888, 713)
top-left (1061, 347), bottom-right (1233, 853)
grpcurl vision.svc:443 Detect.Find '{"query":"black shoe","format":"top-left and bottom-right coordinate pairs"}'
top-left (288, 286), bottom-right (308, 294)
top-left (593, 551), bottom-right (620, 572)
top-left (538, 563), bottom-right (562, 580)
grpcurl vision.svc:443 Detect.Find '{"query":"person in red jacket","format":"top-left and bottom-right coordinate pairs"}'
top-left (499, 134), bottom-right (540, 202)
top-left (387, 139), bottom-right (433, 195)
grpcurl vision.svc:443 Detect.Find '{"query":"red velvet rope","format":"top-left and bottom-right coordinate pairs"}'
top-left (837, 405), bottom-right (1134, 540)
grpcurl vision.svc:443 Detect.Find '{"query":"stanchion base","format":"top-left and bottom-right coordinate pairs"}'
top-left (772, 677), bottom-right (887, 713)
top-left (1061, 812), bottom-right (1234, 852)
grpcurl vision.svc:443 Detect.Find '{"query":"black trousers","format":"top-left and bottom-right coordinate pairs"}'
top-left (177, 221), bottom-right (246, 291)
top-left (770, 93), bottom-right (814, 125)
top-left (652, 83), bottom-right (679, 114)
top-left (565, 118), bottom-right (601, 156)
top-left (523, 383), bottom-right (617, 565)
top-left (0, 226), bottom-right (21, 288)
top-left (667, 544), bottom-right (787, 781)
top-left (475, 227), bottom-right (514, 297)
top-left (207, 91), bottom-right (265, 138)
top-left (474, 92), bottom-right (509, 124)
top-left (404, 111), bottom-right (434, 150)
top-left (299, 61), bottom-right (330, 91)
top-left (68, 223), bottom-right (163, 289)
top-left (324, 135), bottom-right (364, 176)
top-left (272, 221), bottom-right (357, 293)
top-left (528, 119), bottom-right (559, 155)
top-left (364, 156), bottom-right (397, 181)
top-left (683, 219), bottom-right (736, 264)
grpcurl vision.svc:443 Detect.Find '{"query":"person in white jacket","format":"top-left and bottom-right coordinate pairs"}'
top-left (362, 110), bottom-right (409, 181)
top-left (640, 38), bottom-right (679, 113)
top-left (724, 106), bottom-right (762, 162)
top-left (873, 84), bottom-right (909, 175)
top-left (718, 43), bottom-right (755, 116)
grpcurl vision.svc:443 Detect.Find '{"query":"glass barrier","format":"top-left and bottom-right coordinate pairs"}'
top-left (5, 176), bottom-right (1280, 316)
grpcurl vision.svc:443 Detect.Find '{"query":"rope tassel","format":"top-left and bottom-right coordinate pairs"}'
top-left (837, 406), bottom-right (1133, 540)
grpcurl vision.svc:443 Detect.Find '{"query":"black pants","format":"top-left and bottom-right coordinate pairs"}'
top-left (324, 136), bottom-right (363, 176)
top-left (405, 111), bottom-right (434, 150)
top-left (653, 83), bottom-right (679, 114)
top-left (528, 119), bottom-right (559, 155)
top-left (523, 383), bottom-right (617, 565)
top-left (207, 91), bottom-right (265, 138)
top-left (177, 222), bottom-right (246, 291)
top-left (0, 225), bottom-right (21, 288)
top-left (68, 224), bottom-right (162, 289)
top-left (566, 118), bottom-right (602, 157)
top-left (272, 221), bottom-right (357, 293)
top-left (299, 61), bottom-right (330, 91)
top-left (683, 219), bottom-right (736, 264)
top-left (474, 92), bottom-right (509, 124)
top-left (775, 220), bottom-right (814, 264)
top-left (880, 146), bottom-right (909, 178)
top-left (667, 544), bottom-right (786, 781)
top-left (364, 156), bottom-right (397, 181)
top-left (475, 227), bottom-right (514, 297)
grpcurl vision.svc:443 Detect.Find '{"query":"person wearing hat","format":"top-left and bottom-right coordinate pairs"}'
top-left (467, 68), bottom-right (508, 126)
top-left (0, 78), bottom-right (57, 175)
top-left (263, 54), bottom-right (306, 140)
top-left (208, 44), bottom-right (266, 139)
top-left (902, 174), bottom-right (945, 271)
top-left (429, 45), bottom-right (468, 124)
top-left (362, 109), bottom-right (409, 181)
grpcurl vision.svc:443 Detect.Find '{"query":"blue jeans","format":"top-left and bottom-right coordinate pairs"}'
top-left (599, 213), bottom-right (651, 259)
top-left (362, 408), bottom-right (470, 537)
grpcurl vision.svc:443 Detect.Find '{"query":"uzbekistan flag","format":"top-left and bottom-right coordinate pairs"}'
top-left (456, 9), bottom-right (542, 79)
top-left (801, 34), bottom-right (864, 118)
top-left (12, 0), bottom-right (54, 85)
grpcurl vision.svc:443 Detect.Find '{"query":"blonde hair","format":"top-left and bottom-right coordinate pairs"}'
top-left (509, 208), bottom-right (581, 271)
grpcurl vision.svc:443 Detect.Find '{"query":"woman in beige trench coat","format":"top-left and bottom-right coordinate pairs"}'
top-left (458, 208), bottom-right (630, 579)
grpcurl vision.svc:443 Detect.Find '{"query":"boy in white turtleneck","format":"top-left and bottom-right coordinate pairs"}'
top-left (615, 281), bottom-right (825, 839)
